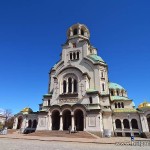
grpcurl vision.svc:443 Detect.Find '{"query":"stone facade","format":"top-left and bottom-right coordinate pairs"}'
top-left (13, 23), bottom-right (150, 137)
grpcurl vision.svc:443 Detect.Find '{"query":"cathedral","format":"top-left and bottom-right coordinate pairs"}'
top-left (13, 23), bottom-right (150, 137)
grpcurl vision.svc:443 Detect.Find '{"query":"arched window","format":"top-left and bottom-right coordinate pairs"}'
top-left (63, 80), bottom-right (66, 93)
top-left (118, 103), bottom-right (121, 108)
top-left (101, 72), bottom-right (104, 78)
top-left (115, 102), bottom-right (117, 108)
top-left (90, 49), bottom-right (92, 54)
top-left (68, 77), bottom-right (72, 93)
top-left (73, 43), bottom-right (76, 48)
top-left (117, 90), bottom-right (119, 96)
top-left (89, 97), bottom-right (92, 104)
top-left (77, 52), bottom-right (79, 59)
top-left (48, 99), bottom-right (50, 106)
top-left (121, 90), bottom-right (124, 96)
top-left (111, 90), bottom-right (114, 96)
top-left (73, 52), bottom-right (76, 60)
top-left (131, 119), bottom-right (138, 129)
top-left (123, 119), bottom-right (130, 129)
top-left (70, 53), bottom-right (72, 60)
top-left (115, 119), bottom-right (121, 129)
top-left (102, 83), bottom-right (105, 91)
top-left (121, 102), bottom-right (124, 108)
top-left (81, 29), bottom-right (84, 35)
top-left (73, 29), bottom-right (77, 35)
top-left (74, 79), bottom-right (77, 93)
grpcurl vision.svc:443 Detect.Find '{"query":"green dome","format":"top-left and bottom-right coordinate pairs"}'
top-left (109, 82), bottom-right (125, 90)
top-left (87, 54), bottom-right (104, 63)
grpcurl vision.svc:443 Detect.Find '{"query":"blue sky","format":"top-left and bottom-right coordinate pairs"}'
top-left (0, 0), bottom-right (150, 114)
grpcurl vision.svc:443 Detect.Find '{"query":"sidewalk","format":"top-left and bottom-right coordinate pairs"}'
top-left (0, 133), bottom-right (149, 144)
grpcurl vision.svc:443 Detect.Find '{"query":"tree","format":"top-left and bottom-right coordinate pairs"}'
top-left (3, 109), bottom-right (12, 121)
top-left (5, 117), bottom-right (14, 129)
top-left (3, 109), bottom-right (14, 128)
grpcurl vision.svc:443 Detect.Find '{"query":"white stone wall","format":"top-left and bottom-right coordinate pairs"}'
top-left (85, 112), bottom-right (101, 131)
top-left (36, 115), bottom-right (49, 130)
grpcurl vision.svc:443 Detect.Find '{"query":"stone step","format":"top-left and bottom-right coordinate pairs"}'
top-left (142, 132), bottom-right (150, 138)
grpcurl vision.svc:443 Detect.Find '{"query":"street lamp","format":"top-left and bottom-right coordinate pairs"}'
top-left (128, 114), bottom-right (134, 142)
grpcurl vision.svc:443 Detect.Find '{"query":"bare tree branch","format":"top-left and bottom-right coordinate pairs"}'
top-left (3, 109), bottom-right (12, 121)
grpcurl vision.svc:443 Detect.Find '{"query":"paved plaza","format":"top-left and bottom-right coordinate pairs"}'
top-left (0, 138), bottom-right (150, 150)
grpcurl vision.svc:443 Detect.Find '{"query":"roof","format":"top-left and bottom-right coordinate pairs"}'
top-left (43, 93), bottom-right (53, 97)
top-left (113, 108), bottom-right (137, 113)
top-left (86, 104), bottom-right (100, 110)
top-left (110, 96), bottom-right (131, 101)
top-left (87, 54), bottom-right (105, 63)
top-left (109, 82), bottom-right (125, 90)
top-left (86, 89), bottom-right (99, 94)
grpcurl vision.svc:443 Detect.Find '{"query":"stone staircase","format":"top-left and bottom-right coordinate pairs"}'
top-left (141, 132), bottom-right (150, 138)
top-left (28, 130), bottom-right (95, 138)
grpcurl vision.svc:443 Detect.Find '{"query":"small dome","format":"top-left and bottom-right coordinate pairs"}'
top-left (67, 23), bottom-right (90, 39)
top-left (109, 82), bottom-right (125, 90)
top-left (21, 107), bottom-right (33, 114)
top-left (138, 101), bottom-right (150, 109)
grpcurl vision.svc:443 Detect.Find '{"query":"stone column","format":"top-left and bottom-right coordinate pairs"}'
top-left (114, 90), bottom-right (117, 96)
top-left (84, 115), bottom-right (86, 131)
top-left (129, 120), bottom-right (132, 130)
top-left (78, 26), bottom-right (81, 35)
top-left (71, 115), bottom-right (75, 131)
top-left (121, 120), bottom-right (125, 136)
top-left (48, 114), bottom-right (52, 130)
top-left (129, 118), bottom-right (133, 135)
top-left (59, 115), bottom-right (63, 131)
top-left (70, 28), bottom-right (73, 36)
top-left (84, 30), bottom-right (87, 36)
top-left (113, 120), bottom-right (116, 137)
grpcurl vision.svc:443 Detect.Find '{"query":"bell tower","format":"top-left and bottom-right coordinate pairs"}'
top-left (62, 23), bottom-right (93, 64)
top-left (67, 23), bottom-right (90, 41)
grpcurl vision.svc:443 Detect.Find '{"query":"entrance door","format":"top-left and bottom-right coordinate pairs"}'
top-left (17, 116), bottom-right (23, 129)
top-left (52, 110), bottom-right (60, 130)
top-left (74, 109), bottom-right (84, 131)
top-left (147, 116), bottom-right (150, 132)
top-left (63, 110), bottom-right (71, 130)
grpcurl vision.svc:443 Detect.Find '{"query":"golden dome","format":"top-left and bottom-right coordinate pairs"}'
top-left (21, 107), bottom-right (33, 114)
top-left (138, 101), bottom-right (150, 109)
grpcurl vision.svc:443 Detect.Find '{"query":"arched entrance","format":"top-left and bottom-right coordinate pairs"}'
top-left (63, 110), bottom-right (71, 130)
top-left (32, 120), bottom-right (37, 129)
top-left (115, 119), bottom-right (121, 129)
top-left (52, 110), bottom-right (60, 130)
top-left (74, 109), bottom-right (84, 131)
top-left (123, 119), bottom-right (130, 129)
top-left (131, 119), bottom-right (138, 129)
top-left (147, 115), bottom-right (150, 132)
top-left (28, 120), bottom-right (32, 128)
top-left (17, 116), bottom-right (23, 129)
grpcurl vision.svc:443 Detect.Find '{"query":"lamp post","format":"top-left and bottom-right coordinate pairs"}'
top-left (128, 114), bottom-right (134, 142)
